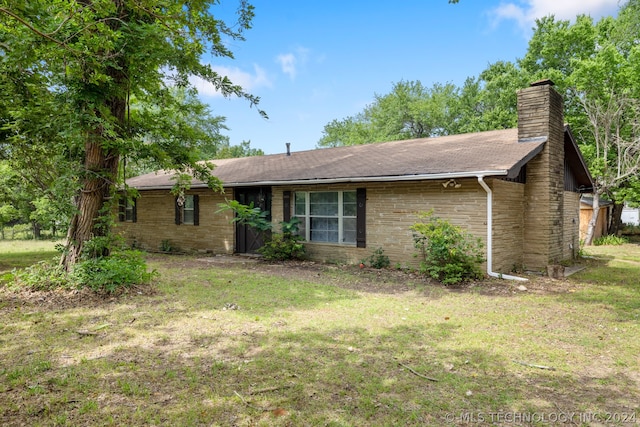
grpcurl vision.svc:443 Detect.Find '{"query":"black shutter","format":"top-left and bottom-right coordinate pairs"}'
top-left (193, 195), bottom-right (199, 226)
top-left (356, 188), bottom-right (366, 248)
top-left (132, 198), bottom-right (137, 223)
top-left (175, 197), bottom-right (181, 225)
top-left (283, 191), bottom-right (291, 222)
top-left (118, 197), bottom-right (125, 222)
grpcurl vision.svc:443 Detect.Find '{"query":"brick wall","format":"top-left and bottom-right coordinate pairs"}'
top-left (492, 179), bottom-right (525, 272)
top-left (272, 180), bottom-right (488, 268)
top-left (519, 82), bottom-right (566, 270)
top-left (114, 188), bottom-right (235, 254)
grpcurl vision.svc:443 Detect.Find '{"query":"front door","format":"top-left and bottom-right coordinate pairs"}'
top-left (235, 187), bottom-right (272, 253)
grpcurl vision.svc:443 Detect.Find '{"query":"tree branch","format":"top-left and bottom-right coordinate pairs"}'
top-left (0, 7), bottom-right (68, 48)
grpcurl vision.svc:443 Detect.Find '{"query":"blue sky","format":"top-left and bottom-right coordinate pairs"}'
top-left (197, 0), bottom-right (623, 155)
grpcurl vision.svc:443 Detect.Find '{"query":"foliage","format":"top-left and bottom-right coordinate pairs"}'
top-left (217, 200), bottom-right (271, 233)
top-left (12, 259), bottom-right (70, 291)
top-left (318, 81), bottom-right (461, 147)
top-left (215, 140), bottom-right (265, 159)
top-left (258, 232), bottom-right (306, 261)
top-left (13, 236), bottom-right (155, 293)
top-left (362, 247), bottom-right (391, 269)
top-left (593, 235), bottom-right (629, 246)
top-left (257, 217), bottom-right (305, 261)
top-left (219, 201), bottom-right (305, 261)
top-left (518, 9), bottom-right (640, 243)
top-left (71, 250), bottom-right (156, 294)
top-left (411, 211), bottom-right (485, 285)
top-left (0, 0), bottom-right (264, 268)
top-left (160, 240), bottom-right (174, 253)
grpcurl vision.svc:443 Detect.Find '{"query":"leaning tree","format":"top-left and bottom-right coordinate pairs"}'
top-left (0, 0), bottom-right (265, 269)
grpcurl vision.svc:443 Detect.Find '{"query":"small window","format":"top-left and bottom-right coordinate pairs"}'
top-left (183, 195), bottom-right (195, 225)
top-left (125, 200), bottom-right (135, 222)
top-left (119, 196), bottom-right (137, 223)
top-left (175, 194), bottom-right (199, 226)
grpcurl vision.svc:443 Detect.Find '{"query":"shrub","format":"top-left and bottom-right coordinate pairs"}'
top-left (13, 236), bottom-right (156, 294)
top-left (258, 233), bottom-right (305, 261)
top-left (593, 234), bottom-right (629, 246)
top-left (160, 239), bottom-right (174, 253)
top-left (411, 211), bottom-right (485, 285)
top-left (258, 218), bottom-right (306, 261)
top-left (362, 247), bottom-right (390, 269)
top-left (71, 250), bottom-right (156, 293)
top-left (13, 259), bottom-right (70, 291)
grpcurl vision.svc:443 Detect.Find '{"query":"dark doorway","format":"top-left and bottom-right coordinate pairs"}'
top-left (235, 187), bottom-right (272, 254)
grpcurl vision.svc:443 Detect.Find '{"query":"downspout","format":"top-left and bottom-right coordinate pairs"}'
top-left (477, 176), bottom-right (528, 281)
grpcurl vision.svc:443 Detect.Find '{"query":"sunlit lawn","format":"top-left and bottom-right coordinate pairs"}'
top-left (0, 241), bottom-right (639, 425)
top-left (0, 240), bottom-right (61, 276)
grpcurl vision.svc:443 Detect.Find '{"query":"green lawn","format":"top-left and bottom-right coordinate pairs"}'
top-left (0, 242), bottom-right (639, 426)
top-left (0, 240), bottom-right (61, 278)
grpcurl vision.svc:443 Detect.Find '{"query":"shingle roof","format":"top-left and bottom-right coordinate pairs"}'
top-left (127, 128), bottom-right (548, 189)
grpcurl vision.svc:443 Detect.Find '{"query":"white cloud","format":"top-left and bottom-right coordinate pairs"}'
top-left (190, 64), bottom-right (272, 98)
top-left (276, 46), bottom-right (311, 80)
top-left (277, 53), bottom-right (297, 79)
top-left (491, 0), bottom-right (625, 32)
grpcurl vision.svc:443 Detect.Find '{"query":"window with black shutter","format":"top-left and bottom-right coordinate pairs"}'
top-left (118, 196), bottom-right (137, 223)
top-left (175, 195), bottom-right (199, 225)
top-left (292, 189), bottom-right (365, 246)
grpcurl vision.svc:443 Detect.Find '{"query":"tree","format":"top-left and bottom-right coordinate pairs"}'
top-left (519, 6), bottom-right (640, 243)
top-left (124, 88), bottom-right (234, 177)
top-left (318, 80), bottom-right (460, 147)
top-left (0, 0), bottom-right (264, 269)
top-left (571, 41), bottom-right (640, 244)
top-left (454, 62), bottom-right (531, 134)
top-left (215, 140), bottom-right (264, 159)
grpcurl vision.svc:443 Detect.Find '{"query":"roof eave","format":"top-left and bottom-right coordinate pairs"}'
top-left (506, 140), bottom-right (546, 178)
top-left (130, 170), bottom-right (512, 190)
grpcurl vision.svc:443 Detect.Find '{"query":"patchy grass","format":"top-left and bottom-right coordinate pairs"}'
top-left (0, 246), bottom-right (639, 425)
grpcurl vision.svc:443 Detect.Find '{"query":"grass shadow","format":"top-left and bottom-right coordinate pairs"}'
top-left (2, 319), bottom-right (637, 426)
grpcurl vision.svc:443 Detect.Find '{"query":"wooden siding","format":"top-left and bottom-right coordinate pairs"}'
top-left (579, 204), bottom-right (608, 241)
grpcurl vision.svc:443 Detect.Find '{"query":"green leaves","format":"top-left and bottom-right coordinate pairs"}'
top-left (411, 211), bottom-right (485, 285)
top-left (1, 1), bottom-right (263, 265)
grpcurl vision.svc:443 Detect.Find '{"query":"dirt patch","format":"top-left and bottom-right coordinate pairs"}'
top-left (0, 283), bottom-right (158, 312)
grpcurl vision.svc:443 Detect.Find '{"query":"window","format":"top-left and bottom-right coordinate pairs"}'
top-left (294, 191), bottom-right (358, 244)
top-left (175, 194), bottom-right (199, 225)
top-left (118, 196), bottom-right (137, 223)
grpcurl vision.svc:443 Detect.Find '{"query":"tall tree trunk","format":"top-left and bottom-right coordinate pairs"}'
top-left (584, 194), bottom-right (601, 246)
top-left (61, 136), bottom-right (119, 270)
top-left (32, 221), bottom-right (41, 240)
top-left (60, 20), bottom-right (128, 271)
top-left (608, 202), bottom-right (624, 235)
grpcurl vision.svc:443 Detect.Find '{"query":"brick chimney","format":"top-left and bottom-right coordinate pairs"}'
top-left (518, 79), bottom-right (565, 270)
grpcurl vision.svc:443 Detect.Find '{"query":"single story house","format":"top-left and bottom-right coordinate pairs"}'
top-left (119, 80), bottom-right (593, 276)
